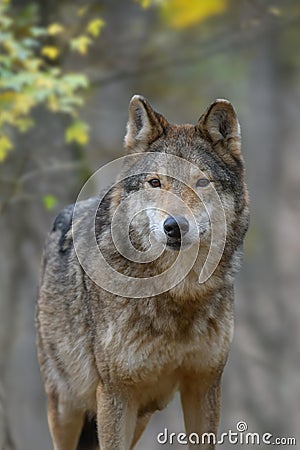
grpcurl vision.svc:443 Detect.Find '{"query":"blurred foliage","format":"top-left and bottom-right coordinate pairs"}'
top-left (0, 0), bottom-right (236, 163)
top-left (65, 120), bottom-right (89, 145)
top-left (42, 194), bottom-right (57, 211)
top-left (0, 0), bottom-right (104, 162)
top-left (137, 0), bottom-right (228, 28)
top-left (1, 0), bottom-right (294, 165)
top-left (160, 0), bottom-right (228, 28)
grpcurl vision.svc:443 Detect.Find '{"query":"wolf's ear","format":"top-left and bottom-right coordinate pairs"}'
top-left (198, 99), bottom-right (241, 161)
top-left (124, 95), bottom-right (168, 152)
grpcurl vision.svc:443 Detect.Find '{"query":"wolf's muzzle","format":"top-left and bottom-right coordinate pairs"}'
top-left (163, 216), bottom-right (189, 245)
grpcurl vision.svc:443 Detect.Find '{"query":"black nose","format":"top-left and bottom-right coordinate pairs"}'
top-left (163, 216), bottom-right (189, 239)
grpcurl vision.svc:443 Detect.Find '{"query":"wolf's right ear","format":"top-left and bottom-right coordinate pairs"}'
top-left (124, 95), bottom-right (168, 153)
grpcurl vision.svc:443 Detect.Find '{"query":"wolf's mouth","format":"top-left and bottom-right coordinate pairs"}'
top-left (165, 236), bottom-right (201, 251)
top-left (165, 237), bottom-right (196, 250)
top-left (166, 239), bottom-right (181, 250)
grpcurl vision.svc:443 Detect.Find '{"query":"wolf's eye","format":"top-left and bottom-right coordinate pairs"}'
top-left (196, 178), bottom-right (211, 188)
top-left (148, 178), bottom-right (161, 188)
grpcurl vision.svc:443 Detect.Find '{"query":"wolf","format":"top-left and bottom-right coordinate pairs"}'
top-left (36, 95), bottom-right (249, 450)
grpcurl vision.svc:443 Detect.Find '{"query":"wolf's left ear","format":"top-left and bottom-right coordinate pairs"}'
top-left (124, 95), bottom-right (168, 152)
top-left (198, 99), bottom-right (241, 161)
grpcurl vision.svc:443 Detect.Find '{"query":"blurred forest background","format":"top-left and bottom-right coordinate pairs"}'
top-left (0, 0), bottom-right (300, 449)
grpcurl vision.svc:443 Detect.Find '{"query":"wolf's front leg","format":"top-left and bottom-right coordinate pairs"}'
top-left (47, 391), bottom-right (85, 450)
top-left (96, 383), bottom-right (137, 450)
top-left (180, 373), bottom-right (222, 450)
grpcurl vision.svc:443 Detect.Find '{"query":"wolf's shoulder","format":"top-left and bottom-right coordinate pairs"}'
top-left (50, 197), bottom-right (100, 253)
top-left (51, 203), bottom-right (74, 240)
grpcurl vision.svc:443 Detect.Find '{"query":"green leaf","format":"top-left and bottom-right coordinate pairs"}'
top-left (62, 74), bottom-right (89, 88)
top-left (22, 37), bottom-right (39, 49)
top-left (30, 26), bottom-right (47, 37)
top-left (43, 195), bottom-right (57, 211)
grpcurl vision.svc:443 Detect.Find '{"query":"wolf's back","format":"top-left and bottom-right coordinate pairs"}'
top-left (47, 196), bottom-right (100, 254)
top-left (36, 197), bottom-right (101, 399)
top-left (51, 202), bottom-right (74, 252)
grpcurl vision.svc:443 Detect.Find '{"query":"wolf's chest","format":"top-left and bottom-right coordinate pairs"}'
top-left (100, 316), bottom-right (224, 385)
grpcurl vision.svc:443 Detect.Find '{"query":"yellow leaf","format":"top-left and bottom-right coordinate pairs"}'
top-left (0, 111), bottom-right (15, 126)
top-left (3, 40), bottom-right (16, 58)
top-left (70, 36), bottom-right (91, 55)
top-left (35, 76), bottom-right (54, 89)
top-left (268, 7), bottom-right (281, 17)
top-left (0, 136), bottom-right (13, 162)
top-left (0, 91), bottom-right (17, 107)
top-left (77, 6), bottom-right (88, 17)
top-left (47, 95), bottom-right (60, 112)
top-left (86, 18), bottom-right (105, 37)
top-left (16, 118), bottom-right (34, 132)
top-left (14, 93), bottom-right (35, 114)
top-left (65, 121), bottom-right (89, 145)
top-left (162, 0), bottom-right (228, 29)
top-left (41, 46), bottom-right (60, 60)
top-left (47, 23), bottom-right (64, 36)
top-left (23, 57), bottom-right (42, 71)
top-left (138, 0), bottom-right (151, 8)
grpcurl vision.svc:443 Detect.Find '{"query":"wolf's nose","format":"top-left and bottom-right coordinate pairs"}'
top-left (163, 216), bottom-right (189, 239)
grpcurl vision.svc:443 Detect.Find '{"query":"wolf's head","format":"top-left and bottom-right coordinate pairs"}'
top-left (118, 95), bottom-right (248, 262)
top-left (74, 95), bottom-right (249, 297)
